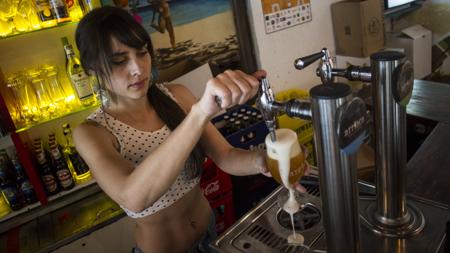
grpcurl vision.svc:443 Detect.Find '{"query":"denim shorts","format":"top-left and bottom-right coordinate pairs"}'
top-left (132, 213), bottom-right (217, 253)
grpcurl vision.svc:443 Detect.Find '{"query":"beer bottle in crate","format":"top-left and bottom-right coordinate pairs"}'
top-left (33, 138), bottom-right (60, 196)
top-left (48, 133), bottom-right (75, 190)
top-left (242, 116), bottom-right (250, 129)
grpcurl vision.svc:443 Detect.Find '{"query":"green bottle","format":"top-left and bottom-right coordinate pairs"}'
top-left (61, 37), bottom-right (97, 107)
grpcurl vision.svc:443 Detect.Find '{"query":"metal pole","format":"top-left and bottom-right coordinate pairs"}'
top-left (371, 52), bottom-right (409, 225)
top-left (311, 83), bottom-right (363, 253)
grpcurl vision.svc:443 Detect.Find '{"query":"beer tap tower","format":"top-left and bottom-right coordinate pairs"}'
top-left (258, 48), bottom-right (368, 253)
top-left (257, 49), bottom-right (449, 252)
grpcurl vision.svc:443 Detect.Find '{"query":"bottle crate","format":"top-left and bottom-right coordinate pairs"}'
top-left (200, 158), bottom-right (232, 201)
top-left (212, 105), bottom-right (269, 151)
top-left (212, 105), bottom-right (278, 218)
top-left (209, 192), bottom-right (235, 235)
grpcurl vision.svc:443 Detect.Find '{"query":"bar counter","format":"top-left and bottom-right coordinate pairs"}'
top-left (406, 80), bottom-right (450, 207)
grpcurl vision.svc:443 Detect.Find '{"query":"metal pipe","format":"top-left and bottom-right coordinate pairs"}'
top-left (311, 83), bottom-right (364, 253)
top-left (371, 51), bottom-right (410, 226)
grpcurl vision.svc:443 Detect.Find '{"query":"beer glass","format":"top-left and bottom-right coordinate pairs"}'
top-left (265, 128), bottom-right (306, 212)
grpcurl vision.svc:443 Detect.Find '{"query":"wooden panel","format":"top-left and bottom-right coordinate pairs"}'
top-left (406, 122), bottom-right (450, 207)
top-left (408, 80), bottom-right (450, 125)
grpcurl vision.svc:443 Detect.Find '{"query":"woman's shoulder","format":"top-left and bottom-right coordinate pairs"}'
top-left (74, 120), bottom-right (110, 139)
top-left (162, 83), bottom-right (197, 110)
top-left (74, 120), bottom-right (120, 151)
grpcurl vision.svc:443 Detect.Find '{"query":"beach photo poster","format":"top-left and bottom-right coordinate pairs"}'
top-left (101, 0), bottom-right (241, 81)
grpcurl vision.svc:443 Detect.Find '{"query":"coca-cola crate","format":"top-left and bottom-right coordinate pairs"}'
top-left (212, 105), bottom-right (269, 150)
top-left (209, 192), bottom-right (235, 235)
top-left (200, 159), bottom-right (232, 201)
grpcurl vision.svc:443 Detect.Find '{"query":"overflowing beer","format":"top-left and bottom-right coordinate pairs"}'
top-left (266, 129), bottom-right (306, 189)
top-left (265, 128), bottom-right (307, 245)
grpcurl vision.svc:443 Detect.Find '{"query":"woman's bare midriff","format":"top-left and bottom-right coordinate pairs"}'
top-left (134, 185), bottom-right (212, 253)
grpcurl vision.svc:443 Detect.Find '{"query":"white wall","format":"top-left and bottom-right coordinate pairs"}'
top-left (247, 0), bottom-right (339, 93)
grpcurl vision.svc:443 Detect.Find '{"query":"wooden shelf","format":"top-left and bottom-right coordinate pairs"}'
top-left (47, 179), bottom-right (97, 203)
top-left (0, 21), bottom-right (79, 41)
top-left (15, 103), bottom-right (100, 133)
top-left (0, 179), bottom-right (100, 233)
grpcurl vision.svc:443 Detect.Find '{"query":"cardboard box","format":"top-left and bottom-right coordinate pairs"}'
top-left (331, 0), bottom-right (385, 57)
top-left (386, 25), bottom-right (432, 79)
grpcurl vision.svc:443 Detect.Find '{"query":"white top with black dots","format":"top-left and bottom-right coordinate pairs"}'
top-left (86, 83), bottom-right (200, 218)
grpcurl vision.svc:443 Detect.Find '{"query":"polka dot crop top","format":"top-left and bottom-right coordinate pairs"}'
top-left (86, 83), bottom-right (200, 218)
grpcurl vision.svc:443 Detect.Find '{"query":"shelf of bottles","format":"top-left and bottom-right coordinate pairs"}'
top-left (0, 122), bottom-right (96, 221)
top-left (0, 0), bottom-right (101, 39)
top-left (0, 179), bottom-right (97, 224)
top-left (0, 0), bottom-right (103, 221)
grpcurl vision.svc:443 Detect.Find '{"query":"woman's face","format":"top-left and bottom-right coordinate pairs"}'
top-left (105, 36), bottom-right (152, 102)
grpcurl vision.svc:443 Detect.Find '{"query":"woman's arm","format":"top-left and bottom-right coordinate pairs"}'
top-left (74, 69), bottom-right (265, 213)
top-left (73, 103), bottom-right (209, 213)
top-left (169, 72), bottom-right (268, 177)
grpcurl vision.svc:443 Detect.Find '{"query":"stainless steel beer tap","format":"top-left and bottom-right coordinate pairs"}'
top-left (294, 48), bottom-right (334, 84)
top-left (256, 78), bottom-right (312, 142)
top-left (257, 49), bottom-right (370, 253)
top-left (294, 47), bottom-right (373, 84)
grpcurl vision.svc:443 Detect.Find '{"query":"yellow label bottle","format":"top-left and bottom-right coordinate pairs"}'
top-left (34, 0), bottom-right (57, 28)
top-left (0, 193), bottom-right (11, 218)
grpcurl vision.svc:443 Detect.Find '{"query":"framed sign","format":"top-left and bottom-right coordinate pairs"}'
top-left (261, 0), bottom-right (312, 34)
top-left (102, 0), bottom-right (257, 81)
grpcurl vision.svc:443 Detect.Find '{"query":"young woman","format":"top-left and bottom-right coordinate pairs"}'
top-left (73, 6), bottom-right (269, 253)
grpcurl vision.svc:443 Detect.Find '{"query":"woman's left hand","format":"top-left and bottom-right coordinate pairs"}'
top-left (256, 151), bottom-right (312, 193)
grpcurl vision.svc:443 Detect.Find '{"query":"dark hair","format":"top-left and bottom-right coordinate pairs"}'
top-left (75, 6), bottom-right (204, 178)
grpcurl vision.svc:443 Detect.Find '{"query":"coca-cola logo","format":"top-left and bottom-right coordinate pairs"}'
top-left (249, 143), bottom-right (266, 151)
top-left (203, 180), bottom-right (220, 196)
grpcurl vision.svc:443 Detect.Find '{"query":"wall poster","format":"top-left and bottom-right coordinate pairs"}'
top-left (261, 0), bottom-right (312, 34)
top-left (102, 0), bottom-right (244, 82)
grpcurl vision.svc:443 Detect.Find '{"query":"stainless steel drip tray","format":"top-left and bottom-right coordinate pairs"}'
top-left (211, 180), bottom-right (325, 253)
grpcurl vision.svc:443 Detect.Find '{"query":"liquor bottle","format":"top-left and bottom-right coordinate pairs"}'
top-left (80, 0), bottom-right (101, 14)
top-left (33, 138), bottom-right (59, 195)
top-left (34, 0), bottom-right (57, 28)
top-left (48, 133), bottom-right (75, 190)
top-left (49, 0), bottom-right (71, 23)
top-left (61, 37), bottom-right (97, 107)
top-left (0, 150), bottom-right (24, 211)
top-left (65, 0), bottom-right (84, 21)
top-left (0, 192), bottom-right (11, 218)
top-left (10, 155), bottom-right (38, 205)
top-left (62, 124), bottom-right (92, 184)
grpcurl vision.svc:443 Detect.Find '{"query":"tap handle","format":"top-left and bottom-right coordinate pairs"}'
top-left (257, 78), bottom-right (278, 141)
top-left (294, 50), bottom-right (326, 70)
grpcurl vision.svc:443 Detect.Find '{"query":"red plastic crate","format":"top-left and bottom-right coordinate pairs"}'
top-left (200, 158), bottom-right (232, 201)
top-left (209, 192), bottom-right (235, 235)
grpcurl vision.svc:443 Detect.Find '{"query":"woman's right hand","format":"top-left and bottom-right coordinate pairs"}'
top-left (197, 69), bottom-right (266, 118)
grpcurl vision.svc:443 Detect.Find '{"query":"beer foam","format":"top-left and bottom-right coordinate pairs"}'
top-left (266, 129), bottom-right (301, 160)
top-left (287, 233), bottom-right (304, 245)
top-left (266, 129), bottom-right (301, 189)
top-left (283, 189), bottom-right (300, 214)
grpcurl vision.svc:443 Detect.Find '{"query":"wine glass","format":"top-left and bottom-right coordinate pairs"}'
top-left (266, 128), bottom-right (309, 245)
